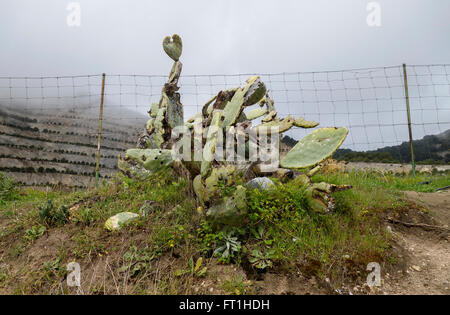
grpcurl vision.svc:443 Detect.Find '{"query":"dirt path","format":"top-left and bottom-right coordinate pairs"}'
top-left (381, 190), bottom-right (450, 295)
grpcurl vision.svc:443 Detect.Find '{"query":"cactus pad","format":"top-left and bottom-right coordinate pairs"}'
top-left (280, 127), bottom-right (348, 169)
top-left (163, 34), bottom-right (183, 61)
top-left (125, 148), bottom-right (174, 173)
top-left (294, 117), bottom-right (319, 129)
top-left (245, 108), bottom-right (269, 120)
top-left (206, 185), bottom-right (248, 226)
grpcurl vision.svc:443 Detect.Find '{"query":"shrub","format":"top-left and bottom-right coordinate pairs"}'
top-left (38, 199), bottom-right (69, 226)
top-left (0, 172), bottom-right (19, 204)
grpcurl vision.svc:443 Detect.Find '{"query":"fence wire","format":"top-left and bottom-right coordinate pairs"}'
top-left (0, 64), bottom-right (449, 186)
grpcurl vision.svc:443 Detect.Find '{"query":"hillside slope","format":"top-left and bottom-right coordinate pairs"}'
top-left (0, 105), bottom-right (146, 187)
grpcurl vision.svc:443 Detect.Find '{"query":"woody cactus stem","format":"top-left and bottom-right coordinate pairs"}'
top-left (119, 34), bottom-right (184, 176)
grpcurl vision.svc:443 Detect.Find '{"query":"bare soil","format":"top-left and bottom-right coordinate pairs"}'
top-left (380, 190), bottom-right (450, 295)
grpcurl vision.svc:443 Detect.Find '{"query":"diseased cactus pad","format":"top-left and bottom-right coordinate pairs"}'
top-left (105, 212), bottom-right (139, 231)
top-left (125, 149), bottom-right (174, 172)
top-left (280, 127), bottom-right (348, 169)
top-left (206, 185), bottom-right (248, 226)
top-left (245, 108), bottom-right (268, 120)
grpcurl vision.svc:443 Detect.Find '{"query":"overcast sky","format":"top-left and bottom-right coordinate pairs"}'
top-left (0, 1), bottom-right (449, 151)
top-left (0, 0), bottom-right (449, 76)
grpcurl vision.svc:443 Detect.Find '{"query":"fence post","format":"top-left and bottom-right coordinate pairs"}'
top-left (402, 64), bottom-right (416, 176)
top-left (95, 73), bottom-right (106, 186)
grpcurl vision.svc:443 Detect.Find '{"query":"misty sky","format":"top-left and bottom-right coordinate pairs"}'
top-left (0, 0), bottom-right (449, 151)
top-left (1, 0), bottom-right (449, 76)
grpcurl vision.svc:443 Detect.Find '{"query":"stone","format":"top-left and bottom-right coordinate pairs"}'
top-left (418, 167), bottom-right (432, 174)
top-left (105, 212), bottom-right (139, 231)
top-left (245, 177), bottom-right (275, 191)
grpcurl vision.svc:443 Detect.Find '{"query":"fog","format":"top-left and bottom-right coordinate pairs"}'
top-left (0, 0), bottom-right (449, 150)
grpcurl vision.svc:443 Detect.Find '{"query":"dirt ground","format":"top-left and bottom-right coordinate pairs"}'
top-left (1, 190), bottom-right (448, 295)
top-left (380, 190), bottom-right (450, 295)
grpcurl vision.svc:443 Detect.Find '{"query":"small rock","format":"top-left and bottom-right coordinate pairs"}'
top-left (411, 265), bottom-right (421, 272)
top-left (418, 167), bottom-right (432, 174)
top-left (105, 212), bottom-right (139, 231)
top-left (386, 226), bottom-right (392, 234)
top-left (245, 177), bottom-right (275, 191)
top-left (343, 255), bottom-right (350, 260)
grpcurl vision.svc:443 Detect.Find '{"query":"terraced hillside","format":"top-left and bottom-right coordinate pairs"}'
top-left (0, 105), bottom-right (146, 187)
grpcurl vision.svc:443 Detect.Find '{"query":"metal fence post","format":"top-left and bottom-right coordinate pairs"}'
top-left (95, 73), bottom-right (106, 186)
top-left (402, 64), bottom-right (416, 176)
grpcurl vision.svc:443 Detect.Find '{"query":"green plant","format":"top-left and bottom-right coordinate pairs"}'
top-left (24, 225), bottom-right (46, 242)
top-left (119, 245), bottom-right (154, 277)
top-left (0, 172), bottom-right (18, 204)
top-left (43, 257), bottom-right (66, 279)
top-left (213, 230), bottom-right (241, 263)
top-left (222, 275), bottom-right (251, 295)
top-left (0, 272), bottom-right (7, 283)
top-left (174, 257), bottom-right (207, 278)
top-left (249, 248), bottom-right (276, 269)
top-left (38, 199), bottom-right (69, 226)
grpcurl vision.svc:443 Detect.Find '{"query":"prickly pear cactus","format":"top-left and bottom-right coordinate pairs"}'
top-left (119, 34), bottom-right (185, 176)
top-left (120, 34), bottom-right (352, 225)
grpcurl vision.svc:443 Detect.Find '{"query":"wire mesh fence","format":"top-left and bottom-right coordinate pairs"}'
top-left (0, 64), bottom-right (449, 187)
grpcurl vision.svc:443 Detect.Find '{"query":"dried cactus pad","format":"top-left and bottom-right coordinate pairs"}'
top-left (163, 34), bottom-right (182, 61)
top-left (105, 212), bottom-right (139, 231)
top-left (280, 127), bottom-right (348, 169)
top-left (125, 149), bottom-right (174, 172)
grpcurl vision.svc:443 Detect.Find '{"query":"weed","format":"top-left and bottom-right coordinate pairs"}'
top-left (43, 257), bottom-right (66, 280)
top-left (213, 230), bottom-right (241, 263)
top-left (249, 248), bottom-right (276, 269)
top-left (119, 245), bottom-right (154, 277)
top-left (0, 172), bottom-right (19, 205)
top-left (174, 257), bottom-right (207, 278)
top-left (38, 199), bottom-right (69, 226)
top-left (24, 225), bottom-right (46, 242)
top-left (222, 275), bottom-right (251, 295)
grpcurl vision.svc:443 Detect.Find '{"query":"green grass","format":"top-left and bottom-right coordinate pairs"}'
top-left (0, 169), bottom-right (445, 294)
top-left (313, 171), bottom-right (450, 193)
top-left (241, 172), bottom-right (401, 279)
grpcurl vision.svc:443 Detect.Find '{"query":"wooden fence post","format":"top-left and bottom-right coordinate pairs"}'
top-left (402, 64), bottom-right (416, 176)
top-left (95, 73), bottom-right (106, 186)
